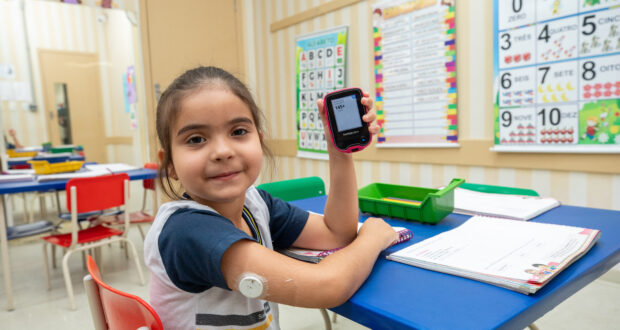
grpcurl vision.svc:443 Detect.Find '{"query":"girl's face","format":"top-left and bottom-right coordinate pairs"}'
top-left (169, 87), bottom-right (263, 206)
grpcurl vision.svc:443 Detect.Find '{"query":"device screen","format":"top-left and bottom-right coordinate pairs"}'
top-left (331, 94), bottom-right (363, 132)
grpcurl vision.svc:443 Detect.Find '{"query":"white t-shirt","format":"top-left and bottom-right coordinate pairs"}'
top-left (144, 186), bottom-right (309, 330)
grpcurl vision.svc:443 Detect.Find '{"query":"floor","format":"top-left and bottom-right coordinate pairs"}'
top-left (1, 226), bottom-right (619, 329)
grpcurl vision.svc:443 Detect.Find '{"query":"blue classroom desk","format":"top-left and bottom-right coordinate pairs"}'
top-left (290, 196), bottom-right (620, 330)
top-left (0, 168), bottom-right (157, 310)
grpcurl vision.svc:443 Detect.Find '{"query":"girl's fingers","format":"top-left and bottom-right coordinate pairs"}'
top-left (316, 99), bottom-right (326, 120)
top-left (361, 96), bottom-right (374, 109)
top-left (363, 111), bottom-right (376, 123)
top-left (369, 124), bottom-right (380, 134)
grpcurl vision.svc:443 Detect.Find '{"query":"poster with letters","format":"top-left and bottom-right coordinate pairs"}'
top-left (493, 0), bottom-right (620, 153)
top-left (296, 27), bottom-right (348, 159)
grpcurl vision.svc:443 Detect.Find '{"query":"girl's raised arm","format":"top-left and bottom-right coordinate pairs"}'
top-left (292, 95), bottom-right (380, 251)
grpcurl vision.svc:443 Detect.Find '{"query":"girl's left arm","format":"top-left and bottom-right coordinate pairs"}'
top-left (293, 94), bottom-right (378, 250)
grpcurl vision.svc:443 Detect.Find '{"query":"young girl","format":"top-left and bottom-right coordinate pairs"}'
top-left (144, 66), bottom-right (398, 330)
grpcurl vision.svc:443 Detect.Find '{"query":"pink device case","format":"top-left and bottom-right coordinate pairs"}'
top-left (323, 88), bottom-right (372, 153)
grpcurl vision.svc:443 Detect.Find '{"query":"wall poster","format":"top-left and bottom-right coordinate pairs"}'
top-left (373, 0), bottom-right (458, 148)
top-left (493, 0), bottom-right (620, 153)
top-left (296, 26), bottom-right (348, 159)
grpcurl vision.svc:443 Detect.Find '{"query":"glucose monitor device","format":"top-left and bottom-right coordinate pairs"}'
top-left (239, 273), bottom-right (264, 299)
top-left (323, 88), bottom-right (372, 153)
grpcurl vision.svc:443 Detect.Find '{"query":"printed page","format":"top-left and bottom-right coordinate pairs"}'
top-left (0, 174), bottom-right (35, 182)
top-left (85, 163), bottom-right (138, 173)
top-left (453, 188), bottom-right (560, 220)
top-left (37, 169), bottom-right (110, 181)
top-left (390, 216), bottom-right (598, 283)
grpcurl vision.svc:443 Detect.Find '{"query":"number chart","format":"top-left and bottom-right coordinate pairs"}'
top-left (296, 27), bottom-right (348, 159)
top-left (373, 0), bottom-right (458, 147)
top-left (493, 0), bottom-right (620, 152)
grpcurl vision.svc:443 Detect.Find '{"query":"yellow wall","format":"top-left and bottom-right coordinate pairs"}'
top-left (242, 0), bottom-right (620, 210)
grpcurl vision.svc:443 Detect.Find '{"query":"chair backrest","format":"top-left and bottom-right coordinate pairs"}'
top-left (84, 255), bottom-right (163, 330)
top-left (257, 176), bottom-right (325, 201)
top-left (142, 162), bottom-right (158, 190)
top-left (66, 173), bottom-right (130, 213)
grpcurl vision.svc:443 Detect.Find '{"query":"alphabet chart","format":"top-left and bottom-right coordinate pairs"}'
top-left (373, 0), bottom-right (458, 147)
top-left (296, 27), bottom-right (348, 159)
top-left (493, 0), bottom-right (620, 153)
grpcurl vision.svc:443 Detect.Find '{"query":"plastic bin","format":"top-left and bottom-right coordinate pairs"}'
top-left (28, 160), bottom-right (84, 175)
top-left (358, 178), bottom-right (464, 224)
top-left (50, 146), bottom-right (74, 154)
top-left (7, 149), bottom-right (38, 158)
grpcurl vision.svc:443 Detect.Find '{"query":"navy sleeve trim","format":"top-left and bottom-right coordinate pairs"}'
top-left (256, 189), bottom-right (309, 250)
top-left (158, 208), bottom-right (253, 293)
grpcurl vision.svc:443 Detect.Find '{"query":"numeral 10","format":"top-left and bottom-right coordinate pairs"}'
top-left (538, 108), bottom-right (561, 126)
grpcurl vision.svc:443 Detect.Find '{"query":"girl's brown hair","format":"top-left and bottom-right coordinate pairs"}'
top-left (156, 66), bottom-right (273, 199)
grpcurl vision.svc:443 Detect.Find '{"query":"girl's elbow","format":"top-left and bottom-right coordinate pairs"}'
top-left (315, 274), bottom-right (356, 307)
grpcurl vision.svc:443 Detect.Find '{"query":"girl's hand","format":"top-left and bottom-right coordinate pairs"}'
top-left (357, 217), bottom-right (399, 250)
top-left (316, 92), bottom-right (380, 136)
top-left (360, 92), bottom-right (380, 135)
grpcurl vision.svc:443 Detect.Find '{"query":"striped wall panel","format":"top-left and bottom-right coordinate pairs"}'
top-left (244, 0), bottom-right (620, 211)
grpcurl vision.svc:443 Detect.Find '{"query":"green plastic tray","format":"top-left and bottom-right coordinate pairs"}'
top-left (358, 178), bottom-right (464, 224)
top-left (50, 146), bottom-right (74, 153)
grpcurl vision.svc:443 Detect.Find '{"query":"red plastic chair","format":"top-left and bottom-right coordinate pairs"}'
top-left (84, 255), bottom-right (163, 330)
top-left (41, 173), bottom-right (145, 309)
top-left (96, 163), bottom-right (158, 240)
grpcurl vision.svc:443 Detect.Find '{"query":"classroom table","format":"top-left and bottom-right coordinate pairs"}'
top-left (0, 168), bottom-right (157, 310)
top-left (290, 196), bottom-right (620, 330)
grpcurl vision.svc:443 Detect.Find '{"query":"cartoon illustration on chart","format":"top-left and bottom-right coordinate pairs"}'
top-left (579, 100), bottom-right (620, 144)
top-left (537, 0), bottom-right (578, 22)
top-left (582, 0), bottom-right (620, 11)
top-left (582, 116), bottom-right (599, 140)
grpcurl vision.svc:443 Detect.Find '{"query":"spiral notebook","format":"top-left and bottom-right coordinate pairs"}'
top-left (279, 222), bottom-right (413, 263)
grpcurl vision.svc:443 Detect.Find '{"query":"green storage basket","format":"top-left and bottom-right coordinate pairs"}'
top-left (358, 178), bottom-right (464, 224)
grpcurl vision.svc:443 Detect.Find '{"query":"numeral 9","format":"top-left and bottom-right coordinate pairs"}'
top-left (501, 111), bottom-right (512, 127)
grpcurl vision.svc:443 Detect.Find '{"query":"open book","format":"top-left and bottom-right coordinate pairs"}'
top-left (453, 187), bottom-right (560, 220)
top-left (279, 222), bottom-right (413, 263)
top-left (387, 216), bottom-right (600, 294)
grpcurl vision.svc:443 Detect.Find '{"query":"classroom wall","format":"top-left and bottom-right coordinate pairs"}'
top-left (0, 0), bottom-right (46, 145)
top-left (242, 0), bottom-right (620, 211)
top-left (0, 0), bottom-right (146, 166)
